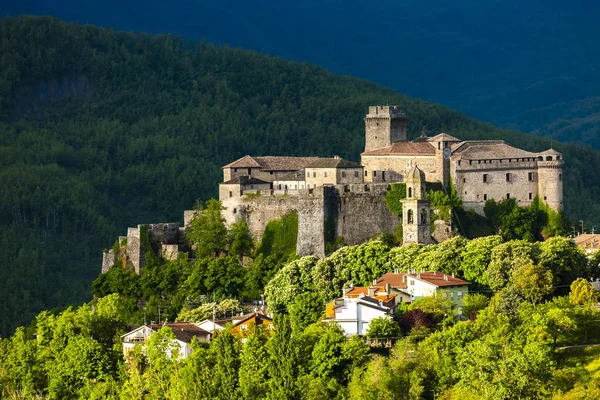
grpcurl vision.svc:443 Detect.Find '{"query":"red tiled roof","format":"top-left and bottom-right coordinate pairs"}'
top-left (377, 272), bottom-right (470, 288)
top-left (223, 155), bottom-right (320, 171)
top-left (146, 322), bottom-right (211, 343)
top-left (361, 141), bottom-right (436, 156)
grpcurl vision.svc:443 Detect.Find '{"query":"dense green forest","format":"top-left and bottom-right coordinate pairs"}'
top-left (3, 15), bottom-right (600, 336)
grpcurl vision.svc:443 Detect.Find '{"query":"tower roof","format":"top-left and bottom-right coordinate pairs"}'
top-left (538, 148), bottom-right (562, 156)
top-left (406, 165), bottom-right (426, 182)
top-left (428, 133), bottom-right (461, 142)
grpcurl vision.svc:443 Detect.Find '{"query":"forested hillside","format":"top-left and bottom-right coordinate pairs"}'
top-left (2, 15), bottom-right (600, 336)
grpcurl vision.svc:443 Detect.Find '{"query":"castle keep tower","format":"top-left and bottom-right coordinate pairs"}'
top-left (537, 149), bottom-right (564, 211)
top-left (364, 106), bottom-right (407, 152)
top-left (401, 165), bottom-right (432, 245)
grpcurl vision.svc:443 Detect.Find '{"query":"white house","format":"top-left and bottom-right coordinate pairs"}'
top-left (121, 322), bottom-right (211, 359)
top-left (376, 271), bottom-right (471, 312)
top-left (323, 286), bottom-right (397, 336)
top-left (195, 317), bottom-right (232, 334)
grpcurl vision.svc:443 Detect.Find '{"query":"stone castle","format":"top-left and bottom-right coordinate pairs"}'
top-left (102, 106), bottom-right (563, 273)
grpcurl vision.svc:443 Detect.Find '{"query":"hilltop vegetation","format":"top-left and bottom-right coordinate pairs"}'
top-left (2, 223), bottom-right (600, 398)
top-left (3, 15), bottom-right (600, 336)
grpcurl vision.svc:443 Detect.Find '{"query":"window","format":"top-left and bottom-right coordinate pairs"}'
top-left (307, 172), bottom-right (310, 178)
top-left (240, 324), bottom-right (247, 331)
top-left (420, 208), bottom-right (427, 223)
top-left (544, 196), bottom-right (547, 200)
top-left (506, 193), bottom-right (510, 199)
top-left (484, 194), bottom-right (488, 201)
top-left (342, 171), bottom-right (346, 178)
top-left (449, 292), bottom-right (454, 299)
top-left (410, 280), bottom-right (415, 286)
top-left (438, 142), bottom-right (441, 150)
top-left (234, 168), bottom-right (238, 172)
top-left (559, 174), bottom-right (562, 181)
top-left (546, 156), bottom-right (552, 161)
top-left (458, 160), bottom-right (461, 166)
top-left (270, 171), bottom-right (273, 175)
top-left (469, 160), bottom-right (473, 165)
top-left (483, 174), bottom-right (488, 183)
top-left (408, 187), bottom-right (412, 198)
top-left (233, 208), bottom-right (237, 214)
top-left (407, 209), bottom-right (414, 224)
top-left (506, 173), bottom-right (510, 182)
top-left (528, 172), bottom-right (534, 181)
top-left (313, 172), bottom-right (316, 178)
top-left (324, 171), bottom-right (328, 177)
top-left (278, 184), bottom-right (282, 190)
top-left (229, 191), bottom-right (233, 198)
top-left (457, 291), bottom-right (463, 299)
top-left (373, 171), bottom-right (377, 177)
top-left (364, 170), bottom-right (368, 177)
top-left (382, 171), bottom-right (386, 181)
top-left (529, 193), bottom-right (533, 200)
top-left (354, 171), bottom-right (359, 177)
top-left (248, 168), bottom-right (251, 175)
top-left (463, 178), bottom-right (466, 183)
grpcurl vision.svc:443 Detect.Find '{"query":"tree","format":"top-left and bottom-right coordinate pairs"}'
top-left (460, 235), bottom-right (503, 286)
top-left (288, 292), bottom-right (325, 333)
top-left (239, 326), bottom-right (270, 400)
top-left (569, 278), bottom-right (599, 306)
top-left (264, 256), bottom-right (319, 312)
top-left (211, 329), bottom-right (241, 399)
top-left (228, 219), bottom-right (254, 262)
top-left (512, 263), bottom-right (553, 306)
top-left (461, 294), bottom-right (489, 319)
top-left (186, 199), bottom-right (228, 258)
top-left (485, 240), bottom-right (538, 292)
top-left (366, 315), bottom-right (401, 338)
top-left (267, 315), bottom-right (299, 400)
top-left (538, 237), bottom-right (589, 289)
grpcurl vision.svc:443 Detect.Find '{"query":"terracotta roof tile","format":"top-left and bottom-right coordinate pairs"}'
top-left (451, 141), bottom-right (538, 160)
top-left (306, 157), bottom-right (362, 169)
top-left (377, 272), bottom-right (471, 288)
top-left (146, 322), bottom-right (211, 343)
top-left (361, 141), bottom-right (436, 156)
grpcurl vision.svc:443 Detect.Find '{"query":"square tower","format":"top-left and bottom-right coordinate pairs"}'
top-left (364, 106), bottom-right (407, 152)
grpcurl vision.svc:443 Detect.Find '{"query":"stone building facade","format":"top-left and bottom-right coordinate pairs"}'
top-left (101, 105), bottom-right (564, 273)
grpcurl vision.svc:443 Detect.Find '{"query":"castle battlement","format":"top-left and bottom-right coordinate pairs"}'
top-left (366, 105), bottom-right (406, 118)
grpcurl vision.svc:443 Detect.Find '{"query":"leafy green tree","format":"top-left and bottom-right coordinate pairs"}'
top-left (485, 240), bottom-right (538, 291)
top-left (538, 237), bottom-right (589, 289)
top-left (569, 278), bottom-right (599, 306)
top-left (239, 326), bottom-right (270, 400)
top-left (366, 315), bottom-right (401, 338)
top-left (264, 256), bottom-right (319, 312)
top-left (267, 315), bottom-right (299, 400)
top-left (211, 329), bottom-right (241, 399)
top-left (383, 183), bottom-right (406, 217)
top-left (461, 294), bottom-right (489, 319)
top-left (288, 292), bottom-right (325, 333)
top-left (512, 263), bottom-right (553, 305)
top-left (385, 244), bottom-right (427, 272)
top-left (229, 219), bottom-right (254, 262)
top-left (460, 235), bottom-right (503, 286)
top-left (187, 199), bottom-right (228, 258)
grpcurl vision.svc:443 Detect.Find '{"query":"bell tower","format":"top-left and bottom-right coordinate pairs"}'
top-left (364, 106), bottom-right (407, 152)
top-left (401, 165), bottom-right (432, 245)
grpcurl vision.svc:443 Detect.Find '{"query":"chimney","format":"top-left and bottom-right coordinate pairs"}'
top-left (417, 273), bottom-right (421, 279)
top-left (334, 155), bottom-right (340, 159)
top-left (373, 279), bottom-right (377, 285)
top-left (343, 287), bottom-right (351, 296)
top-left (434, 271), bottom-right (437, 275)
top-left (394, 268), bottom-right (399, 274)
top-left (368, 286), bottom-right (376, 297)
top-left (444, 275), bottom-right (448, 281)
top-left (386, 282), bottom-right (391, 294)
top-left (402, 275), bottom-right (406, 283)
top-left (452, 273), bottom-right (455, 278)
